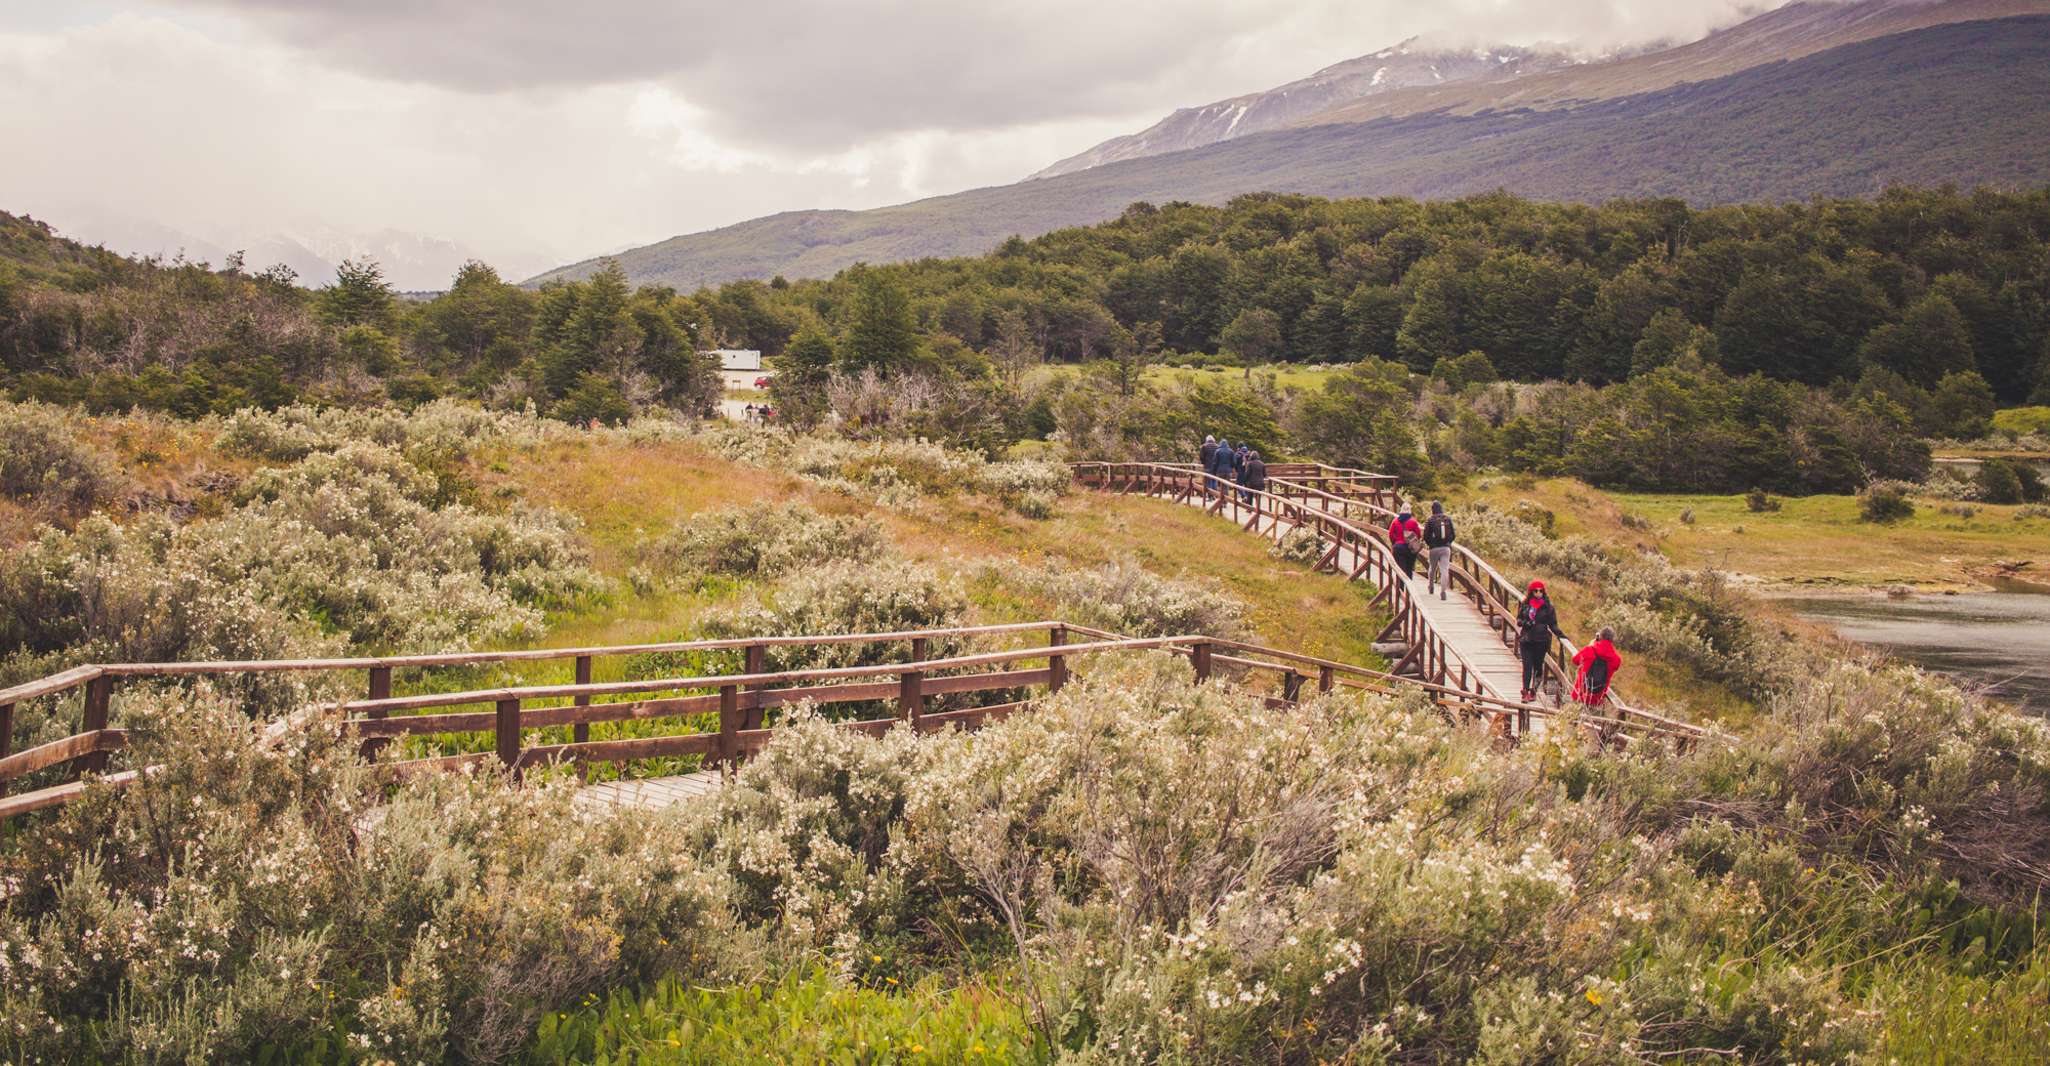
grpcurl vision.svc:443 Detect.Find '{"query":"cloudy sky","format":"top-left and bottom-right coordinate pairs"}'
top-left (0, 1), bottom-right (1781, 287)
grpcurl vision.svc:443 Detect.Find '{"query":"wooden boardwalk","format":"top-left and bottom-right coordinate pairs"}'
top-left (1075, 462), bottom-right (1611, 717)
top-left (3, 461), bottom-right (1704, 825)
top-left (574, 769), bottom-right (725, 812)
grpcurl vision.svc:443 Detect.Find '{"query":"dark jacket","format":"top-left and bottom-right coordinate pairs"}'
top-left (1423, 513), bottom-right (1456, 548)
top-left (1242, 457), bottom-right (1266, 490)
top-left (1516, 597), bottom-right (1565, 649)
top-left (1200, 441), bottom-right (1218, 470)
top-left (1212, 445), bottom-right (1239, 478)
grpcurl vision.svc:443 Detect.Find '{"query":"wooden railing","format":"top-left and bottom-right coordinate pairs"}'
top-left (0, 616), bottom-right (1706, 822)
top-left (1074, 462), bottom-right (1494, 698)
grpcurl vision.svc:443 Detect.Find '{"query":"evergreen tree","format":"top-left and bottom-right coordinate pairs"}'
top-left (317, 258), bottom-right (394, 330)
top-left (839, 268), bottom-right (920, 374)
top-left (1857, 293), bottom-right (1977, 387)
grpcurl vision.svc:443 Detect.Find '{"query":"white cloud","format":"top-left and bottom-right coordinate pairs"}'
top-left (0, 2), bottom-right (1789, 286)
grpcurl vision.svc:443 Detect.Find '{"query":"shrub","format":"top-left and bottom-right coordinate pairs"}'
top-left (0, 440), bottom-right (599, 720)
top-left (1976, 459), bottom-right (2027, 504)
top-left (1746, 488), bottom-right (1781, 513)
top-left (996, 557), bottom-right (1247, 638)
top-left (1270, 525), bottom-right (1325, 565)
top-left (701, 559), bottom-right (972, 672)
top-left (0, 690), bottom-right (751, 1064)
top-left (1861, 482), bottom-right (1917, 523)
top-left (0, 400), bottom-right (125, 509)
top-left (642, 503), bottom-right (883, 583)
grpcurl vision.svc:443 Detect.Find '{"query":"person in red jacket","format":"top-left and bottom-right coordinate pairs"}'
top-left (1387, 506), bottom-right (1423, 579)
top-left (1571, 626), bottom-right (1622, 707)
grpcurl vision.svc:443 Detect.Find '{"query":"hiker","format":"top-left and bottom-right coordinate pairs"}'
top-left (1422, 501), bottom-right (1456, 601)
top-left (1515, 580), bottom-right (1567, 704)
top-left (1571, 626), bottom-right (1622, 708)
top-left (1241, 449), bottom-right (1267, 502)
top-left (1201, 435), bottom-right (1219, 490)
top-left (1387, 504), bottom-right (1423, 579)
top-left (743, 403), bottom-right (758, 422)
top-left (1211, 438), bottom-right (1239, 495)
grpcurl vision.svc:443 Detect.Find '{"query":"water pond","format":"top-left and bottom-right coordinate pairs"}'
top-left (1782, 590), bottom-right (2050, 713)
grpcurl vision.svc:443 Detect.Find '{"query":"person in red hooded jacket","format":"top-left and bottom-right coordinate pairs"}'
top-left (1571, 626), bottom-right (1622, 707)
top-left (1387, 505), bottom-right (1423, 579)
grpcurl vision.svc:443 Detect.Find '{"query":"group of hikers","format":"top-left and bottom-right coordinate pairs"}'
top-left (1199, 435), bottom-right (1267, 502)
top-left (1197, 433), bottom-right (1620, 710)
top-left (1386, 499), bottom-right (1620, 708)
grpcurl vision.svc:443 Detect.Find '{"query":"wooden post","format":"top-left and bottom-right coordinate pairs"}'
top-left (1318, 665), bottom-right (1334, 694)
top-left (1048, 625), bottom-right (1068, 693)
top-left (572, 656), bottom-right (593, 745)
top-left (78, 675), bottom-right (113, 777)
top-left (1192, 642), bottom-right (1213, 682)
top-left (717, 684), bottom-right (740, 771)
top-left (0, 701), bottom-right (12, 797)
top-left (495, 697), bottom-right (521, 775)
top-left (900, 637), bottom-right (927, 725)
top-left (1283, 671), bottom-right (1304, 702)
top-left (742, 644), bottom-right (766, 730)
top-left (361, 665), bottom-right (393, 760)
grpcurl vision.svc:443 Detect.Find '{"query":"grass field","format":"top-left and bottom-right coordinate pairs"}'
top-left (1031, 362), bottom-right (1347, 393)
top-left (1991, 405), bottom-right (2050, 436)
top-left (1459, 476), bottom-right (2050, 591)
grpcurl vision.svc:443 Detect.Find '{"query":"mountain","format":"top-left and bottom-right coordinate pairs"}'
top-left (1294, 0), bottom-right (2047, 130)
top-left (1028, 41), bottom-right (1581, 181)
top-left (24, 209), bottom-right (537, 292)
top-left (533, 9), bottom-right (2050, 291)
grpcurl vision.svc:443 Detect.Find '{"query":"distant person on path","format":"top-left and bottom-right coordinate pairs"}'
top-left (1422, 501), bottom-right (1456, 601)
top-left (1210, 438), bottom-right (1239, 497)
top-left (1388, 504), bottom-right (1423, 579)
top-left (1200, 435), bottom-right (1219, 489)
top-left (1241, 449), bottom-right (1267, 503)
top-left (1571, 626), bottom-right (1622, 708)
top-left (1516, 580), bottom-right (1567, 704)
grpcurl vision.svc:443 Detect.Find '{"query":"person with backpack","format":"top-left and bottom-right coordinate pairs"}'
top-left (1209, 438), bottom-right (1236, 497)
top-left (1241, 449), bottom-right (1267, 502)
top-left (1515, 580), bottom-right (1567, 704)
top-left (1200, 435), bottom-right (1219, 489)
top-left (1422, 501), bottom-right (1456, 601)
top-left (1387, 504), bottom-right (1423, 579)
top-left (1571, 626), bottom-right (1622, 708)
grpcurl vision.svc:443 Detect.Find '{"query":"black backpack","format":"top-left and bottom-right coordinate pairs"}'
top-left (1584, 653), bottom-right (1611, 692)
top-left (1424, 514), bottom-right (1453, 547)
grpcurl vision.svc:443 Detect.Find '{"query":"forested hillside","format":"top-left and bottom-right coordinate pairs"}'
top-left (713, 186), bottom-right (2050, 405)
top-left (0, 213), bottom-right (722, 422)
top-left (535, 15), bottom-right (2050, 290)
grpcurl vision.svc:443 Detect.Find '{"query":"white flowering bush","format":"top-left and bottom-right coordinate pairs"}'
top-left (0, 687), bottom-right (752, 1065)
top-left (698, 424), bottom-right (1068, 513)
top-left (993, 557), bottom-right (1248, 639)
top-left (701, 559), bottom-right (972, 673)
top-left (642, 502), bottom-right (883, 584)
top-left (1, 442), bottom-right (595, 666)
top-left (0, 400), bottom-right (125, 510)
top-left (1269, 525), bottom-right (1324, 565)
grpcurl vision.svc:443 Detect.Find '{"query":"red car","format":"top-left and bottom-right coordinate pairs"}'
top-left (754, 375), bottom-right (772, 388)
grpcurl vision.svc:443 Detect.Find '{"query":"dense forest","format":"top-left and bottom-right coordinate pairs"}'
top-left (5, 187), bottom-right (2049, 493)
top-left (0, 212), bottom-right (724, 424)
top-left (741, 187), bottom-right (2050, 402)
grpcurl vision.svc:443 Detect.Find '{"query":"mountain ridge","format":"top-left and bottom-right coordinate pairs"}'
top-left (531, 11), bottom-right (2050, 291)
top-left (1027, 39), bottom-right (1583, 181)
